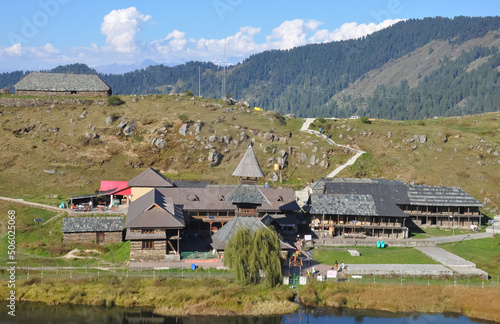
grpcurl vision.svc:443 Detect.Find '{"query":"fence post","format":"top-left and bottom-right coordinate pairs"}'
top-left (153, 269), bottom-right (155, 278)
top-left (373, 275), bottom-right (375, 284)
top-left (86, 263), bottom-right (88, 274)
top-left (127, 267), bottom-right (129, 278)
top-left (41, 265), bottom-right (43, 280)
top-left (27, 264), bottom-right (29, 279)
top-left (70, 262), bottom-right (72, 279)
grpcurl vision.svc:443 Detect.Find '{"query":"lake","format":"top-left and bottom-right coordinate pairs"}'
top-left (0, 302), bottom-right (493, 324)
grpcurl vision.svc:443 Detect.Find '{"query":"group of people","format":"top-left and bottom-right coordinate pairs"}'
top-left (334, 260), bottom-right (345, 272)
top-left (470, 223), bottom-right (479, 231)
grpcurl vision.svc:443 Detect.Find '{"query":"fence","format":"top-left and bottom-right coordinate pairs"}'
top-left (0, 264), bottom-right (234, 281)
top-left (180, 251), bottom-right (218, 260)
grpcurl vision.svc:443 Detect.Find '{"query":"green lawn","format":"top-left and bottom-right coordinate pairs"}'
top-left (440, 236), bottom-right (500, 279)
top-left (312, 246), bottom-right (438, 265)
top-left (410, 227), bottom-right (476, 239)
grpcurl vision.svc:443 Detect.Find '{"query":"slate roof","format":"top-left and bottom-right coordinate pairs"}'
top-left (325, 179), bottom-right (410, 204)
top-left (226, 184), bottom-right (269, 205)
top-left (311, 194), bottom-right (407, 217)
top-left (15, 72), bottom-right (110, 92)
top-left (128, 168), bottom-right (175, 188)
top-left (155, 186), bottom-right (298, 213)
top-left (232, 144), bottom-right (264, 178)
top-left (407, 185), bottom-right (482, 207)
top-left (62, 217), bottom-right (123, 233)
top-left (125, 189), bottom-right (185, 228)
top-left (210, 216), bottom-right (294, 250)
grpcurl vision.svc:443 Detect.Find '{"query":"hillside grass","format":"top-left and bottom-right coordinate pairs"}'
top-left (312, 247), bottom-right (438, 265)
top-left (0, 94), bottom-right (349, 204)
top-left (0, 200), bottom-right (128, 267)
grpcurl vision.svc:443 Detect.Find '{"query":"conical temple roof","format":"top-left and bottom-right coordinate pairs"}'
top-left (232, 143), bottom-right (264, 178)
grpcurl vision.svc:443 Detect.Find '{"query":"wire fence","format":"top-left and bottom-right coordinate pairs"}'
top-left (1, 264), bottom-right (234, 281)
top-left (289, 272), bottom-right (500, 288)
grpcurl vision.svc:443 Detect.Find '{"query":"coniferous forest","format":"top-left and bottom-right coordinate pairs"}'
top-left (1, 16), bottom-right (499, 120)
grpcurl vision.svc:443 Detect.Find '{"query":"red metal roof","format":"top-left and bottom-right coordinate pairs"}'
top-left (100, 181), bottom-right (131, 196)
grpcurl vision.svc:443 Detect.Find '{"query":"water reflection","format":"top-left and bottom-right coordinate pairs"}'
top-left (0, 302), bottom-right (492, 324)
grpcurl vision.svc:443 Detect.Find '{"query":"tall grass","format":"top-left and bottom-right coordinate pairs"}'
top-left (297, 281), bottom-right (500, 322)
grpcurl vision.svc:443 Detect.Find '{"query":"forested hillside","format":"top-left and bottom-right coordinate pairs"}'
top-left (1, 16), bottom-right (499, 119)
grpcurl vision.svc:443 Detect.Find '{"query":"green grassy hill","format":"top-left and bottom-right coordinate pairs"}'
top-left (0, 95), bottom-right (498, 214)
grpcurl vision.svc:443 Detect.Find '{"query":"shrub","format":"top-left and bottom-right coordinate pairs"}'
top-left (179, 113), bottom-right (190, 123)
top-left (184, 89), bottom-right (194, 97)
top-left (317, 117), bottom-right (326, 123)
top-left (360, 116), bottom-right (371, 124)
top-left (107, 96), bottom-right (125, 106)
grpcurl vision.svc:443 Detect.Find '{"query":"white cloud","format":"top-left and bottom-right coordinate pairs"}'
top-left (5, 43), bottom-right (23, 56)
top-left (266, 19), bottom-right (322, 50)
top-left (101, 7), bottom-right (151, 53)
top-left (310, 19), bottom-right (404, 43)
top-left (0, 15), bottom-right (404, 71)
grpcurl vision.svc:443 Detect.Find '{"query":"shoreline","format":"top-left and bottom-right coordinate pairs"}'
top-left (1, 276), bottom-right (500, 321)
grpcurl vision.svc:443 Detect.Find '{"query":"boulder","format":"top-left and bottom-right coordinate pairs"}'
top-left (179, 123), bottom-right (189, 136)
top-left (193, 121), bottom-right (203, 134)
top-left (117, 118), bottom-right (128, 129)
top-left (105, 116), bottom-right (114, 124)
top-left (131, 97), bottom-right (137, 103)
top-left (223, 135), bottom-right (232, 145)
top-left (209, 135), bottom-right (217, 142)
top-left (195, 135), bottom-right (202, 142)
top-left (279, 149), bottom-right (288, 159)
top-left (80, 110), bottom-right (87, 119)
top-left (123, 125), bottom-right (134, 137)
top-left (268, 172), bottom-right (279, 182)
top-left (240, 131), bottom-right (249, 141)
top-left (301, 153), bottom-right (307, 163)
top-left (310, 155), bottom-right (316, 165)
top-left (155, 138), bottom-right (166, 149)
top-left (208, 150), bottom-right (223, 167)
top-left (44, 169), bottom-right (56, 174)
top-left (263, 132), bottom-right (274, 141)
top-left (387, 132), bottom-right (392, 139)
top-left (419, 135), bottom-right (427, 144)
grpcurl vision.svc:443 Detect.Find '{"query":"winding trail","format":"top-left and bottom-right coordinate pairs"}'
top-left (299, 118), bottom-right (366, 178)
top-left (295, 118), bottom-right (366, 206)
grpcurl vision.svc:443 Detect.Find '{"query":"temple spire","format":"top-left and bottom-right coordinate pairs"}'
top-left (232, 143), bottom-right (264, 184)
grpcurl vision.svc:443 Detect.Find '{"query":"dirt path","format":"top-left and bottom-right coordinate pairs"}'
top-left (299, 118), bottom-right (365, 178)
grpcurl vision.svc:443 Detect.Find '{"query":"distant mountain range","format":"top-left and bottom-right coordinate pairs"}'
top-left (1, 16), bottom-right (499, 120)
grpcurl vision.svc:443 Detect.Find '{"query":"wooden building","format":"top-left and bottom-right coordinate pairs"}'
top-left (14, 72), bottom-right (111, 97)
top-left (125, 190), bottom-right (185, 262)
top-left (62, 217), bottom-right (123, 244)
top-left (308, 178), bottom-right (483, 239)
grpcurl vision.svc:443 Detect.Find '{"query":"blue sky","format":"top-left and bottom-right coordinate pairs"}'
top-left (0, 0), bottom-right (498, 72)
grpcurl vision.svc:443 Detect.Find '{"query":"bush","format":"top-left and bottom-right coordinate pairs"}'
top-left (179, 113), bottom-right (190, 123)
top-left (184, 90), bottom-right (194, 97)
top-left (360, 116), bottom-right (371, 124)
top-left (107, 96), bottom-right (125, 106)
top-left (317, 117), bottom-right (326, 123)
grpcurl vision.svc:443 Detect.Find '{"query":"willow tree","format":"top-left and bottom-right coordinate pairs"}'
top-left (225, 227), bottom-right (282, 287)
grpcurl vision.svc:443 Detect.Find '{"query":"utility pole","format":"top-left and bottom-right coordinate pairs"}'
top-left (198, 66), bottom-right (201, 97)
top-left (409, 89), bottom-right (413, 121)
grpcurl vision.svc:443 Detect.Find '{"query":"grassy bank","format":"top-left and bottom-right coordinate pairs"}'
top-left (0, 276), bottom-right (297, 316)
top-left (297, 281), bottom-right (500, 322)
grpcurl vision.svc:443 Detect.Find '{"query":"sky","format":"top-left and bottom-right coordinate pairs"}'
top-left (0, 0), bottom-right (498, 72)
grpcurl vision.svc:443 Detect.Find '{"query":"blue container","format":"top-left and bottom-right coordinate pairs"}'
top-left (191, 264), bottom-right (196, 270)
top-left (376, 241), bottom-right (380, 248)
top-left (381, 241), bottom-right (385, 248)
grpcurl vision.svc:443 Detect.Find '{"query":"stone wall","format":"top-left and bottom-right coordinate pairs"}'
top-left (130, 240), bottom-right (166, 262)
top-left (63, 232), bottom-right (96, 244)
top-left (63, 231), bottom-right (122, 244)
top-left (16, 90), bottom-right (110, 97)
top-left (0, 97), bottom-right (106, 108)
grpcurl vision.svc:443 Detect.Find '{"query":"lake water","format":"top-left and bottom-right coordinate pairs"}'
top-left (0, 302), bottom-right (494, 324)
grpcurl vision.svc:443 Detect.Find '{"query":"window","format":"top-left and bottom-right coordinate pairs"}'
top-left (276, 196), bottom-right (283, 202)
top-left (142, 240), bottom-right (154, 249)
top-left (70, 91), bottom-right (77, 95)
top-left (219, 195), bottom-right (225, 201)
top-left (142, 229), bottom-right (154, 234)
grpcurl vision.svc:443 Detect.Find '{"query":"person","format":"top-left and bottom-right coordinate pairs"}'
top-left (334, 260), bottom-right (338, 271)
top-left (265, 181), bottom-right (269, 188)
top-left (88, 200), bottom-right (93, 210)
top-left (340, 261), bottom-right (345, 271)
